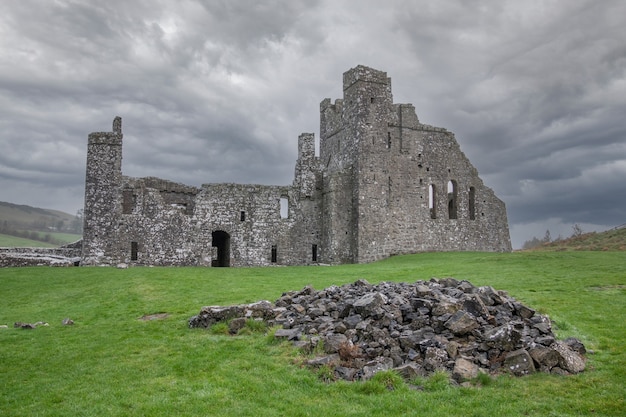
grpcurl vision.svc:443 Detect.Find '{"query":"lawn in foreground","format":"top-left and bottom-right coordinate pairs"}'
top-left (1, 251), bottom-right (624, 416)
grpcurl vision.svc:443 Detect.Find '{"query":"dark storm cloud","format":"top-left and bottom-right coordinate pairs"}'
top-left (1, 0), bottom-right (625, 248)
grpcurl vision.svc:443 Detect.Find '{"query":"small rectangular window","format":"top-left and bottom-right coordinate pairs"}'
top-left (271, 245), bottom-right (277, 263)
top-left (280, 197), bottom-right (289, 219)
top-left (312, 244), bottom-right (318, 262)
top-left (240, 211), bottom-right (246, 221)
top-left (131, 241), bottom-right (138, 261)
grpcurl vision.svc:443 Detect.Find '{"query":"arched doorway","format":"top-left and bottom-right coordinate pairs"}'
top-left (211, 230), bottom-right (230, 267)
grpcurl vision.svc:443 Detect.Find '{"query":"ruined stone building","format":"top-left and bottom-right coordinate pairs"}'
top-left (81, 65), bottom-right (511, 267)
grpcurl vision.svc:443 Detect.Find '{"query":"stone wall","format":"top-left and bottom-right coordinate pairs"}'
top-left (0, 246), bottom-right (82, 267)
top-left (81, 65), bottom-right (511, 267)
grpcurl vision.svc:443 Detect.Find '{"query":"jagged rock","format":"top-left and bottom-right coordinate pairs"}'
top-left (445, 310), bottom-right (479, 335)
top-left (274, 328), bottom-right (301, 340)
top-left (189, 278), bottom-right (586, 382)
top-left (353, 292), bottom-right (387, 318)
top-left (14, 322), bottom-right (36, 329)
top-left (362, 357), bottom-right (394, 380)
top-left (552, 341), bottom-right (586, 373)
top-left (228, 317), bottom-right (247, 334)
top-left (307, 354), bottom-right (340, 367)
top-left (393, 363), bottom-right (424, 380)
top-left (323, 334), bottom-right (349, 354)
top-left (504, 349), bottom-right (535, 376)
top-left (529, 346), bottom-right (560, 372)
top-left (452, 357), bottom-right (479, 382)
top-left (62, 318), bottom-right (74, 325)
top-left (484, 324), bottom-right (521, 351)
top-left (564, 337), bottom-right (586, 355)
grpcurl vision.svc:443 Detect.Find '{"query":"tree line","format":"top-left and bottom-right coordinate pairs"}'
top-left (0, 210), bottom-right (83, 245)
top-left (522, 224), bottom-right (584, 250)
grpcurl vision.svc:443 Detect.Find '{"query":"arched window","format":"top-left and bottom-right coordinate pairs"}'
top-left (429, 184), bottom-right (436, 219)
top-left (448, 180), bottom-right (458, 219)
top-left (469, 187), bottom-right (476, 220)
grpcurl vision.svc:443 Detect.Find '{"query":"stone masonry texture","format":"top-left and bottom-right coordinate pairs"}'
top-left (81, 65), bottom-right (511, 267)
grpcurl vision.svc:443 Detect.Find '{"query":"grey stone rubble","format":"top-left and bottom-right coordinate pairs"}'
top-left (189, 278), bottom-right (586, 382)
top-left (0, 246), bottom-right (82, 268)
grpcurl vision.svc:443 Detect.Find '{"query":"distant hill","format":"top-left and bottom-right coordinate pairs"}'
top-left (0, 201), bottom-right (82, 245)
top-left (0, 201), bottom-right (79, 229)
top-left (524, 225), bottom-right (626, 251)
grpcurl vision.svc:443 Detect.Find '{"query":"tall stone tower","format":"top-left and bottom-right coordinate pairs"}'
top-left (82, 117), bottom-right (123, 265)
top-left (320, 66), bottom-right (511, 263)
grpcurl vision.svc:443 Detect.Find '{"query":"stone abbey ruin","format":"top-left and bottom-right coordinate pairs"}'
top-left (81, 65), bottom-right (511, 267)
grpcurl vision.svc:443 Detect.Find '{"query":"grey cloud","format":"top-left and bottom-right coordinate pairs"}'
top-left (1, 0), bottom-right (625, 249)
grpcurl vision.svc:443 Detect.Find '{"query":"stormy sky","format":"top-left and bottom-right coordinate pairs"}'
top-left (1, 0), bottom-right (625, 248)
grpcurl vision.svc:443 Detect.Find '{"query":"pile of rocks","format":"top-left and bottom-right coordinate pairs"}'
top-left (189, 278), bottom-right (586, 382)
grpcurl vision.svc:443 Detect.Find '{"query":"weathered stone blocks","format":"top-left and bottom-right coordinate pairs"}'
top-left (190, 278), bottom-right (587, 382)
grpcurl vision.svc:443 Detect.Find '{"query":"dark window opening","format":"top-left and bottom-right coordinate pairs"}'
top-left (240, 211), bottom-right (246, 221)
top-left (469, 187), bottom-right (476, 220)
top-left (122, 190), bottom-right (136, 214)
top-left (211, 230), bottom-right (231, 267)
top-left (429, 184), bottom-right (437, 219)
top-left (312, 244), bottom-right (318, 262)
top-left (448, 180), bottom-right (458, 219)
top-left (387, 132), bottom-right (392, 149)
top-left (130, 241), bottom-right (138, 261)
top-left (271, 245), bottom-right (277, 263)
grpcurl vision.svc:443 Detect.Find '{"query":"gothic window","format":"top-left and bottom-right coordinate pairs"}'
top-left (448, 180), bottom-right (458, 219)
top-left (469, 187), bottom-right (476, 220)
top-left (429, 184), bottom-right (436, 219)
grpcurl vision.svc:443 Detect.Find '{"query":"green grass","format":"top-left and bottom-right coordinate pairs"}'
top-left (0, 232), bottom-right (81, 248)
top-left (1, 251), bottom-right (625, 416)
top-left (0, 233), bottom-right (57, 247)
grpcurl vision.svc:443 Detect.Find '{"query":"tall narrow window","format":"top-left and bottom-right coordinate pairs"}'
top-left (429, 184), bottom-right (437, 219)
top-left (469, 187), bottom-right (476, 220)
top-left (240, 211), bottom-right (246, 221)
top-left (448, 180), bottom-right (458, 219)
top-left (271, 245), bottom-right (277, 263)
top-left (122, 190), bottom-right (135, 214)
top-left (387, 132), bottom-right (392, 149)
top-left (280, 197), bottom-right (289, 219)
top-left (130, 241), bottom-right (138, 261)
top-left (312, 244), bottom-right (318, 262)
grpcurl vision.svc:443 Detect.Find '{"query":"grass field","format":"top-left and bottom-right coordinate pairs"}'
top-left (0, 232), bottom-right (82, 248)
top-left (1, 251), bottom-right (625, 416)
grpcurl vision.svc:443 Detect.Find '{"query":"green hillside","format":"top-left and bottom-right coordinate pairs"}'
top-left (0, 201), bottom-right (82, 246)
top-left (526, 226), bottom-right (626, 252)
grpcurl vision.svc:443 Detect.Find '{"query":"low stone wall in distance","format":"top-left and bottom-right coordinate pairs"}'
top-left (0, 244), bottom-right (82, 267)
